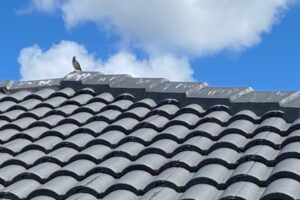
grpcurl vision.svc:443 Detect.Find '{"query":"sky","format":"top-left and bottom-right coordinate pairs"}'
top-left (0, 0), bottom-right (300, 90)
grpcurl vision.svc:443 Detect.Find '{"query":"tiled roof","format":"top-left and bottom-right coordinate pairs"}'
top-left (1, 71), bottom-right (300, 199)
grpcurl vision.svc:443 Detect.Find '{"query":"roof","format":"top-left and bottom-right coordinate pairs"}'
top-left (1, 71), bottom-right (300, 199)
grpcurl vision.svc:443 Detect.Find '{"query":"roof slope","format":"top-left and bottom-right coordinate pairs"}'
top-left (0, 71), bottom-right (300, 199)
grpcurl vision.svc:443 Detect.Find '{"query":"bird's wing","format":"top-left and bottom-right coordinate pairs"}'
top-left (76, 61), bottom-right (82, 71)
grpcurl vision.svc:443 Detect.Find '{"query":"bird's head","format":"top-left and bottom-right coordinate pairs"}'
top-left (72, 56), bottom-right (76, 61)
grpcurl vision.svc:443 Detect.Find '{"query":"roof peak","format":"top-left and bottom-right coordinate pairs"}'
top-left (1, 71), bottom-right (300, 122)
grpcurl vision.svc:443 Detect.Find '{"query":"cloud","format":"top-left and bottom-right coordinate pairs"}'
top-left (48, 0), bottom-right (295, 55)
top-left (19, 0), bottom-right (61, 14)
top-left (18, 40), bottom-right (194, 81)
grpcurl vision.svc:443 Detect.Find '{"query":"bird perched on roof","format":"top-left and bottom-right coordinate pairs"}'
top-left (72, 56), bottom-right (82, 71)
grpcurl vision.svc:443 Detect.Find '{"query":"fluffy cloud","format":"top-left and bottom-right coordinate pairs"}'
top-left (31, 0), bottom-right (295, 55)
top-left (18, 40), bottom-right (193, 81)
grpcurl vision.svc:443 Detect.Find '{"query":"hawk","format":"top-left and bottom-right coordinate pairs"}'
top-left (72, 56), bottom-right (82, 71)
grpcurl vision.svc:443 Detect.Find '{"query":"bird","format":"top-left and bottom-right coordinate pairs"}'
top-left (72, 56), bottom-right (82, 71)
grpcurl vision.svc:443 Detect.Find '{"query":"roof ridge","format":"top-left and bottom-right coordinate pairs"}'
top-left (1, 71), bottom-right (300, 122)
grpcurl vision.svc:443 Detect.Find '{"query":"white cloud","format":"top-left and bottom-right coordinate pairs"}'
top-left (56, 0), bottom-right (295, 55)
top-left (18, 40), bottom-right (193, 81)
top-left (20, 0), bottom-right (61, 14)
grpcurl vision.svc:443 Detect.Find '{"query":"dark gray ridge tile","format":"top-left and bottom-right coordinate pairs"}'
top-left (172, 113), bottom-right (200, 126)
top-left (22, 126), bottom-right (50, 140)
top-left (78, 144), bottom-right (111, 160)
top-left (194, 164), bottom-right (231, 185)
top-left (242, 145), bottom-right (278, 162)
top-left (258, 117), bottom-right (289, 132)
top-left (226, 119), bottom-right (256, 133)
top-left (32, 136), bottom-right (63, 151)
top-left (110, 77), bottom-right (166, 90)
top-left (66, 72), bottom-right (129, 86)
top-left (47, 147), bottom-right (78, 163)
top-left (18, 99), bottom-right (42, 110)
top-left (280, 92), bottom-right (300, 108)
top-left (82, 121), bottom-right (109, 134)
top-left (14, 149), bottom-right (45, 165)
top-left (97, 157), bottom-right (131, 174)
top-left (102, 190), bottom-right (137, 200)
top-left (125, 107), bottom-right (151, 118)
top-left (43, 96), bottom-right (68, 108)
top-left (154, 167), bottom-right (193, 187)
top-left (136, 98), bottom-right (157, 108)
top-left (64, 133), bottom-right (94, 148)
top-left (207, 148), bottom-right (240, 165)
top-left (66, 193), bottom-right (97, 200)
top-left (0, 129), bottom-right (19, 143)
top-left (188, 86), bottom-right (252, 100)
top-left (0, 153), bottom-right (13, 165)
top-left (96, 130), bottom-right (126, 146)
top-left (67, 112), bottom-right (94, 124)
top-left (69, 93), bottom-right (94, 105)
top-left (32, 88), bottom-right (56, 99)
top-left (0, 165), bottom-right (26, 182)
top-left (76, 173), bottom-right (115, 195)
top-left (114, 142), bottom-right (145, 157)
top-left (143, 187), bottom-right (180, 200)
top-left (129, 128), bottom-right (159, 142)
top-left (234, 109), bottom-right (258, 120)
top-left (2, 138), bottom-right (32, 153)
top-left (183, 136), bottom-right (214, 151)
top-left (1, 109), bottom-right (25, 121)
top-left (117, 170), bottom-right (153, 190)
top-left (147, 139), bottom-right (178, 154)
top-left (147, 81), bottom-right (206, 94)
top-left (181, 184), bottom-right (221, 200)
top-left (220, 181), bottom-right (263, 200)
top-left (35, 176), bottom-right (78, 196)
top-left (170, 151), bottom-right (203, 168)
top-left (55, 104), bottom-right (79, 115)
top-left (261, 178), bottom-right (300, 199)
top-left (28, 162), bottom-right (60, 180)
top-left (29, 107), bottom-right (52, 118)
top-left (204, 110), bottom-right (231, 123)
top-left (0, 80), bottom-right (13, 91)
top-left (132, 154), bottom-right (166, 171)
top-left (0, 179), bottom-right (41, 199)
top-left (252, 131), bottom-right (283, 146)
top-left (194, 122), bottom-right (224, 138)
top-left (154, 104), bottom-right (179, 115)
top-left (12, 116), bottom-right (37, 130)
top-left (143, 115), bottom-right (169, 129)
top-left (0, 101), bottom-right (16, 112)
top-left (10, 79), bottom-right (61, 91)
top-left (271, 158), bottom-right (300, 177)
top-left (110, 99), bottom-right (134, 110)
top-left (231, 161), bottom-right (271, 182)
top-left (51, 123), bottom-right (79, 137)
top-left (93, 92), bottom-right (114, 103)
top-left (97, 109), bottom-right (122, 121)
top-left (218, 134), bottom-right (248, 149)
top-left (161, 125), bottom-right (190, 140)
top-left (39, 114), bottom-right (65, 127)
top-left (62, 159), bottom-right (95, 177)
top-left (82, 101), bottom-right (106, 113)
top-left (111, 118), bottom-right (139, 131)
top-left (233, 91), bottom-right (297, 103)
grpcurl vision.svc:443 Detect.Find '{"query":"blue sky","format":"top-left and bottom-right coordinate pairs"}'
top-left (1, 1), bottom-right (300, 90)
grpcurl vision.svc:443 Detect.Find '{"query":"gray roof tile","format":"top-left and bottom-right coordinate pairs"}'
top-left (2, 71), bottom-right (300, 199)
